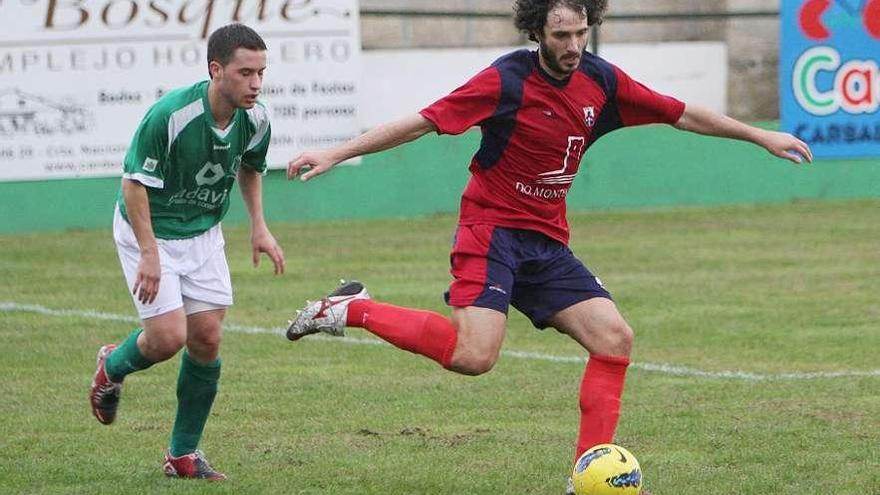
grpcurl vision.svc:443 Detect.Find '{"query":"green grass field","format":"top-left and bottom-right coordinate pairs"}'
top-left (1, 199), bottom-right (878, 494)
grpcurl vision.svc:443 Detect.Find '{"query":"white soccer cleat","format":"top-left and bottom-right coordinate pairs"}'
top-left (286, 280), bottom-right (370, 341)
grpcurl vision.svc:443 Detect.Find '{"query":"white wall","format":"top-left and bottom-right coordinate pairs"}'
top-left (360, 42), bottom-right (727, 128)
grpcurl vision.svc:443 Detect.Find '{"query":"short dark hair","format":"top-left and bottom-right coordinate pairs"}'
top-left (207, 23), bottom-right (267, 67)
top-left (513, 0), bottom-right (608, 42)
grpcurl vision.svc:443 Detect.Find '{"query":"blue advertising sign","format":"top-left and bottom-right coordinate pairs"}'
top-left (780, 0), bottom-right (880, 159)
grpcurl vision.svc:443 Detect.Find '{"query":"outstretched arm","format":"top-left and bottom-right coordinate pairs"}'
top-left (288, 113), bottom-right (437, 182)
top-left (673, 103), bottom-right (813, 164)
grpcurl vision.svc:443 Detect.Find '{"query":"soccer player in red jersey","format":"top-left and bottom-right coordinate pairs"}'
top-left (286, 1), bottom-right (812, 492)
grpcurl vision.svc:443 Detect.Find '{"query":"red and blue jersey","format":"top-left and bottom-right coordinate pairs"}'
top-left (420, 49), bottom-right (685, 245)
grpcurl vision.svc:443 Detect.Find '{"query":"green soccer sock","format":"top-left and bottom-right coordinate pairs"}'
top-left (169, 351), bottom-right (221, 457)
top-left (105, 328), bottom-right (155, 382)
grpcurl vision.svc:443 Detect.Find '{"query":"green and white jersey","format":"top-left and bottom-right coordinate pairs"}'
top-left (117, 80), bottom-right (271, 239)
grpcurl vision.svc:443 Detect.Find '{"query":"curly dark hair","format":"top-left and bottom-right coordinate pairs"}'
top-left (513, 0), bottom-right (608, 41)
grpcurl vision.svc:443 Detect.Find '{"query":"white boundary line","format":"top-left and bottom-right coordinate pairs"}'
top-left (3, 301), bottom-right (879, 382)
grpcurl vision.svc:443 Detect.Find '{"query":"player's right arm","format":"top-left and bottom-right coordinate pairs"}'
top-left (122, 179), bottom-right (161, 304)
top-left (287, 113), bottom-right (435, 182)
top-left (120, 105), bottom-right (168, 304)
top-left (288, 64), bottom-right (500, 182)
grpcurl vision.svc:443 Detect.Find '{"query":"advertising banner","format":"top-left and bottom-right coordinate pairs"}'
top-left (780, 0), bottom-right (880, 159)
top-left (0, 0), bottom-right (361, 181)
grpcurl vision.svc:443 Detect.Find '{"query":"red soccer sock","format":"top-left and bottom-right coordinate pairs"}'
top-left (346, 300), bottom-right (458, 368)
top-left (576, 353), bottom-right (630, 459)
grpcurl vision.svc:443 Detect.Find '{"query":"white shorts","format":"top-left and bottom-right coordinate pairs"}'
top-left (113, 206), bottom-right (233, 320)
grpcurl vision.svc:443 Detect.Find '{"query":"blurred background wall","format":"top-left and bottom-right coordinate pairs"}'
top-left (359, 0), bottom-right (780, 121)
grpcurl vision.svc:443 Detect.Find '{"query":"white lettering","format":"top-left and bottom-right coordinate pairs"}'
top-left (515, 181), bottom-right (569, 200)
top-left (0, 47), bottom-right (137, 73)
top-left (168, 186), bottom-right (228, 209)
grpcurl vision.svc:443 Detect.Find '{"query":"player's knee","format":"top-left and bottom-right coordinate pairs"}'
top-left (457, 360), bottom-right (496, 376)
top-left (451, 352), bottom-right (498, 376)
top-left (606, 321), bottom-right (634, 356)
top-left (142, 330), bottom-right (186, 362)
top-left (187, 326), bottom-right (222, 355)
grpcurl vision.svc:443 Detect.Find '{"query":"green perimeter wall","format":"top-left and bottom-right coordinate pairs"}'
top-left (1, 123), bottom-right (878, 234)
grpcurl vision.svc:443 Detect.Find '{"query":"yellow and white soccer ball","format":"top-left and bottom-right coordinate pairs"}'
top-left (572, 444), bottom-right (642, 495)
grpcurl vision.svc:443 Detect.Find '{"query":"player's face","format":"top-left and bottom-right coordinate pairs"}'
top-left (537, 5), bottom-right (590, 79)
top-left (211, 48), bottom-right (267, 110)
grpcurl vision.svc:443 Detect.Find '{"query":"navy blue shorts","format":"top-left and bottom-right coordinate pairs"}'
top-left (444, 224), bottom-right (612, 329)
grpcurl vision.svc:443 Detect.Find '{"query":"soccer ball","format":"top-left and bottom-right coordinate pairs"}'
top-left (571, 444), bottom-right (643, 495)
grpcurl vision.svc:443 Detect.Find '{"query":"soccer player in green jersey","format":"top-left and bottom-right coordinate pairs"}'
top-left (89, 23), bottom-right (285, 480)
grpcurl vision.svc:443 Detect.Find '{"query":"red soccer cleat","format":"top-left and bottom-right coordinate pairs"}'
top-left (89, 344), bottom-right (123, 425)
top-left (163, 450), bottom-right (227, 481)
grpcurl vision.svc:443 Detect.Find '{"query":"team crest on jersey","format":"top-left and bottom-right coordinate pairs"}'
top-left (143, 157), bottom-right (158, 172)
top-left (583, 106), bottom-right (596, 127)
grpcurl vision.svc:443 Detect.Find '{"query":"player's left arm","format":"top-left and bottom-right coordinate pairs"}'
top-left (673, 103), bottom-right (813, 164)
top-left (239, 104), bottom-right (284, 274)
top-left (238, 165), bottom-right (285, 275)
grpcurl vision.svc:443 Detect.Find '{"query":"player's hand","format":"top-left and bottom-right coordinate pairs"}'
top-left (251, 227), bottom-right (285, 275)
top-left (287, 150), bottom-right (338, 182)
top-left (133, 248), bottom-right (161, 304)
top-left (760, 130), bottom-right (813, 164)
